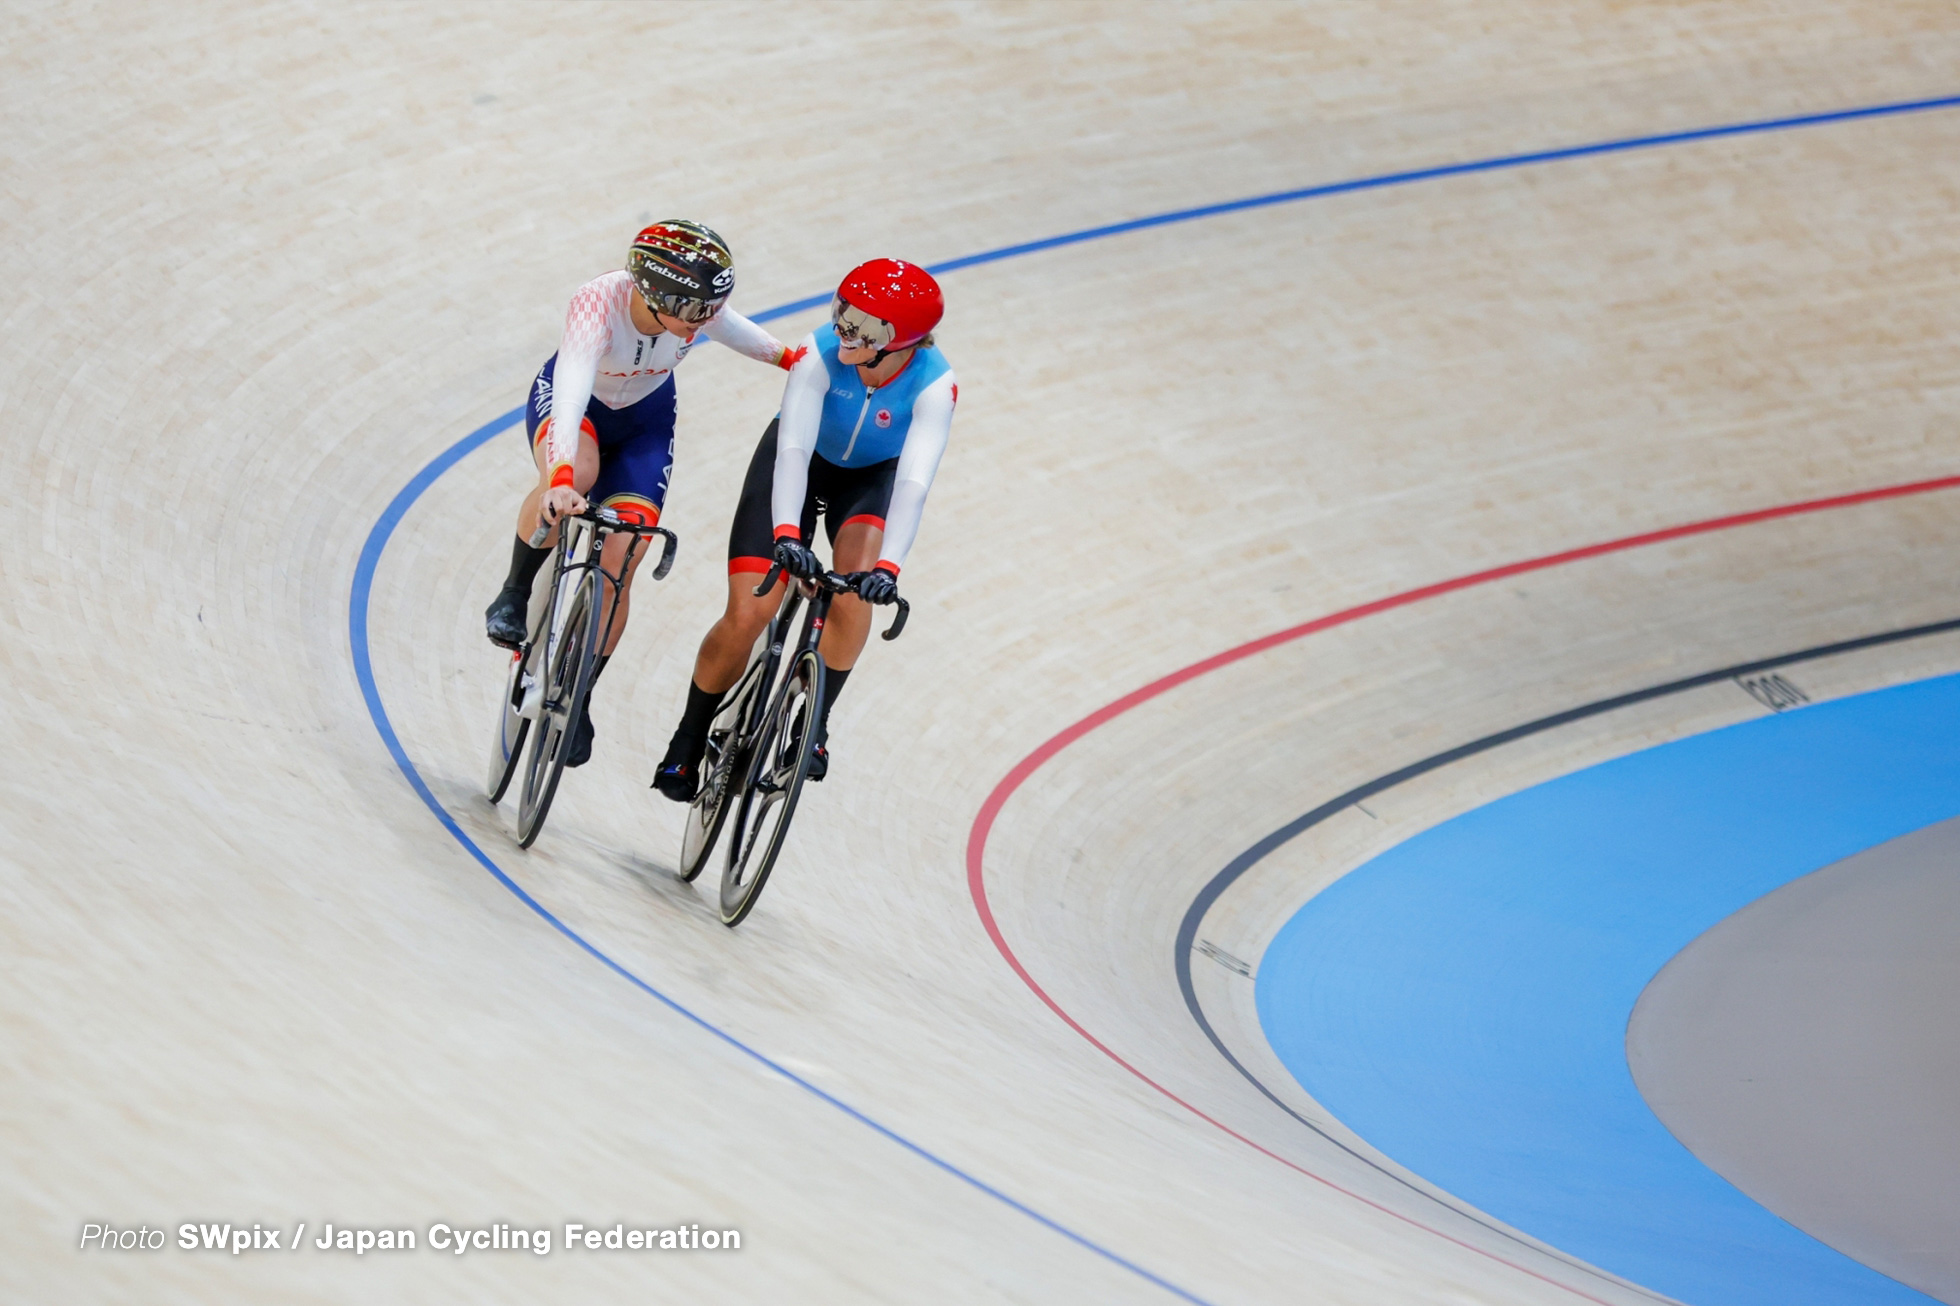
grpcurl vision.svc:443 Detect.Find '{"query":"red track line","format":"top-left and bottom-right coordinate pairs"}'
top-left (964, 470), bottom-right (1960, 1301)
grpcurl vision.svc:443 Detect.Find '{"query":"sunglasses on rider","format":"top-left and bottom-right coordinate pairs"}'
top-left (642, 291), bottom-right (725, 325)
top-left (831, 298), bottom-right (896, 351)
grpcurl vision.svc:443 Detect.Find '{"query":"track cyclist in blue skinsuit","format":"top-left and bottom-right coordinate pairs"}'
top-left (653, 260), bottom-right (956, 799)
top-left (482, 221), bottom-right (802, 768)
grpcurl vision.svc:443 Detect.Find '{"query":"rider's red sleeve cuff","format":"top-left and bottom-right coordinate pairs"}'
top-left (548, 463), bottom-right (576, 489)
top-left (774, 524), bottom-right (802, 542)
top-left (777, 344), bottom-right (808, 371)
top-left (873, 561), bottom-right (900, 577)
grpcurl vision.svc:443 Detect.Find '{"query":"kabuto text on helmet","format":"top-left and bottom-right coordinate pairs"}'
top-left (627, 220), bottom-right (735, 324)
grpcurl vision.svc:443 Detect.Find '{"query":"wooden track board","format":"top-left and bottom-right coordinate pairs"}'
top-left (4, 3), bottom-right (1957, 1302)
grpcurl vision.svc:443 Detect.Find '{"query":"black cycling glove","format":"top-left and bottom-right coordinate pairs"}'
top-left (772, 533), bottom-right (819, 580)
top-left (856, 566), bottom-right (900, 605)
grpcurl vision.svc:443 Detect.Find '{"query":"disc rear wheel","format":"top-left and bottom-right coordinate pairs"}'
top-left (485, 642), bottom-right (536, 803)
top-left (678, 721), bottom-right (742, 883)
top-left (678, 629), bottom-right (774, 883)
top-left (718, 650), bottom-right (822, 926)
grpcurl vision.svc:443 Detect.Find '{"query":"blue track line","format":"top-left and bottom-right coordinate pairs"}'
top-left (350, 89), bottom-right (1960, 1302)
top-left (348, 409), bottom-right (1217, 1305)
top-left (746, 92), bottom-right (1960, 313)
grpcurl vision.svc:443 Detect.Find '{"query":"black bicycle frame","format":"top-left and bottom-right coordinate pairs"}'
top-left (727, 565), bottom-right (908, 753)
top-left (728, 582), bottom-right (823, 752)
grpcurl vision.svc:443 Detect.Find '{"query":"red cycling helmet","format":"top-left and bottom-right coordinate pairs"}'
top-left (831, 259), bottom-right (943, 354)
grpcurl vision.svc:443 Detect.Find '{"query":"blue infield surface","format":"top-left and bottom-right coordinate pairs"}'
top-left (1257, 672), bottom-right (1960, 1306)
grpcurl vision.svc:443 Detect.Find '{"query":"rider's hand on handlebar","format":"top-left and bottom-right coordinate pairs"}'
top-left (855, 566), bottom-right (900, 605)
top-left (772, 533), bottom-right (819, 581)
top-left (541, 484), bottom-right (587, 525)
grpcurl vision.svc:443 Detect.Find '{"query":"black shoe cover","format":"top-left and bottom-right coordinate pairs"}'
top-left (565, 707), bottom-right (595, 768)
top-left (651, 761), bottom-right (697, 802)
top-left (805, 743), bottom-right (828, 782)
top-left (652, 731), bottom-right (706, 802)
top-left (485, 587), bottom-right (527, 648)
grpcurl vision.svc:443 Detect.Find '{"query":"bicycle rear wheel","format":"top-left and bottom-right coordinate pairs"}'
top-left (678, 724), bottom-right (737, 883)
top-left (678, 662), bottom-right (765, 882)
top-left (515, 567), bottom-right (600, 848)
top-left (485, 643), bottom-right (536, 803)
top-left (719, 650), bottom-right (822, 926)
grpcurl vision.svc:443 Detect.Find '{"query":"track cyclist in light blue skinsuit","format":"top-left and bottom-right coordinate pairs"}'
top-left (654, 259), bottom-right (956, 798)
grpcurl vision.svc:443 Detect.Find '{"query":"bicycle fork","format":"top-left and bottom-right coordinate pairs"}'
top-left (523, 520), bottom-right (600, 723)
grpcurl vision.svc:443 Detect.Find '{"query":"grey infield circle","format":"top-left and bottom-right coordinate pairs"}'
top-left (1628, 815), bottom-right (1960, 1305)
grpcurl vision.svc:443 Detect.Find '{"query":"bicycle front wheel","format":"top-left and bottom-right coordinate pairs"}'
top-left (719, 649), bottom-right (822, 926)
top-left (515, 568), bottom-right (600, 848)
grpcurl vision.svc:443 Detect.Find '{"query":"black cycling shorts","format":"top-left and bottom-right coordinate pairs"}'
top-left (728, 419), bottom-right (898, 575)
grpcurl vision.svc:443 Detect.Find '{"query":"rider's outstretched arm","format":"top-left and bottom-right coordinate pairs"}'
top-left (873, 370), bottom-right (957, 575)
top-left (703, 307), bottom-right (801, 369)
top-left (768, 342), bottom-right (827, 538)
top-left (542, 282), bottom-right (615, 487)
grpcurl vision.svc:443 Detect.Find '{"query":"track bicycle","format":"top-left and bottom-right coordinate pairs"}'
top-left (486, 505), bottom-right (676, 847)
top-left (676, 563), bottom-right (908, 926)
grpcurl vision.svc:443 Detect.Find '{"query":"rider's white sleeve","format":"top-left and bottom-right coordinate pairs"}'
top-left (703, 306), bottom-right (791, 365)
top-left (769, 338), bottom-right (827, 536)
top-left (876, 370), bottom-right (956, 572)
top-left (544, 283), bottom-right (612, 476)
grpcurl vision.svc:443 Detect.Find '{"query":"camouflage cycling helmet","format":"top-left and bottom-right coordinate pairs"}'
top-left (626, 220), bottom-right (735, 324)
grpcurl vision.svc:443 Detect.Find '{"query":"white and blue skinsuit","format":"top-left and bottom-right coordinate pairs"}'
top-left (768, 323), bottom-right (958, 575)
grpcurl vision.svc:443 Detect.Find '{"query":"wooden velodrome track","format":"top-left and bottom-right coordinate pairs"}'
top-left (7, 3), bottom-right (1958, 1302)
